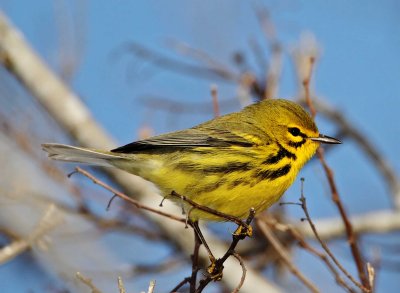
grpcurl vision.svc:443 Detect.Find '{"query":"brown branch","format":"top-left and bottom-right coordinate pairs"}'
top-left (170, 278), bottom-right (191, 293)
top-left (138, 95), bottom-right (238, 115)
top-left (302, 56), bottom-right (316, 116)
top-left (132, 258), bottom-right (183, 276)
top-left (302, 56), bottom-right (370, 290)
top-left (190, 228), bottom-right (201, 293)
top-left (170, 191), bottom-right (248, 228)
top-left (166, 39), bottom-right (236, 77)
top-left (76, 272), bottom-right (102, 293)
top-left (299, 179), bottom-right (370, 292)
top-left (73, 171), bottom-right (254, 293)
top-left (231, 252), bottom-right (247, 293)
top-left (195, 209), bottom-right (256, 293)
top-left (264, 216), bottom-right (357, 293)
top-left (116, 42), bottom-right (239, 82)
top-left (210, 85), bottom-right (220, 118)
top-left (301, 98), bottom-right (400, 209)
top-left (74, 167), bottom-right (186, 224)
top-left (257, 218), bottom-right (320, 293)
top-left (117, 276), bottom-right (125, 293)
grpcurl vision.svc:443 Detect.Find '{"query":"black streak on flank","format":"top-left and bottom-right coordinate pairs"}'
top-left (202, 161), bottom-right (253, 174)
top-left (263, 144), bottom-right (296, 164)
top-left (176, 161), bottom-right (253, 174)
top-left (227, 178), bottom-right (251, 190)
top-left (201, 178), bottom-right (228, 193)
top-left (255, 164), bottom-right (291, 181)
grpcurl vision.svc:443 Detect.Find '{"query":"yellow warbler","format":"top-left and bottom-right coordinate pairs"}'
top-left (42, 99), bottom-right (340, 220)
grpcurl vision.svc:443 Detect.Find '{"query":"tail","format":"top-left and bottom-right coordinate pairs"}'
top-left (42, 143), bottom-right (124, 167)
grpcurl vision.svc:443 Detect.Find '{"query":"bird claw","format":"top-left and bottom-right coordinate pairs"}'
top-left (207, 259), bottom-right (224, 281)
top-left (233, 224), bottom-right (253, 239)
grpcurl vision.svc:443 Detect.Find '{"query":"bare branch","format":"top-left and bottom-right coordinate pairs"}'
top-left (296, 210), bottom-right (400, 240)
top-left (257, 218), bottom-right (320, 293)
top-left (298, 47), bottom-right (370, 290)
top-left (117, 276), bottom-right (126, 293)
top-left (74, 167), bottom-right (186, 224)
top-left (76, 272), bottom-right (102, 293)
top-left (298, 180), bottom-right (369, 292)
top-left (116, 42), bottom-right (239, 82)
top-left (0, 204), bottom-right (62, 265)
top-left (264, 216), bottom-right (356, 293)
top-left (231, 252), bottom-right (247, 293)
top-left (301, 98), bottom-right (400, 209)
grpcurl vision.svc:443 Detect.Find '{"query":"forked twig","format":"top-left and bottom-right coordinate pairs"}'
top-left (299, 179), bottom-right (369, 292)
top-left (75, 168), bottom-right (254, 292)
top-left (170, 191), bottom-right (249, 229)
top-left (195, 209), bottom-right (255, 293)
top-left (73, 167), bottom-right (186, 224)
top-left (263, 216), bottom-right (356, 293)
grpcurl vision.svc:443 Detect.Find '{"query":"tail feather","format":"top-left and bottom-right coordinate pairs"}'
top-left (42, 143), bottom-right (123, 167)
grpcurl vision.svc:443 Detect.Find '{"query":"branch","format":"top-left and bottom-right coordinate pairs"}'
top-left (76, 272), bottom-right (103, 293)
top-left (116, 42), bottom-right (239, 82)
top-left (0, 204), bottom-right (62, 265)
top-left (300, 97), bottom-right (400, 210)
top-left (297, 188), bottom-right (369, 292)
top-left (256, 219), bottom-right (320, 293)
top-left (195, 209), bottom-right (255, 293)
top-left (300, 51), bottom-right (370, 290)
top-left (73, 167), bottom-right (186, 224)
top-left (295, 210), bottom-right (400, 240)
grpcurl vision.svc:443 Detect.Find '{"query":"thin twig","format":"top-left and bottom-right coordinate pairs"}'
top-left (257, 219), bottom-right (320, 293)
top-left (190, 228), bottom-right (202, 293)
top-left (299, 179), bottom-right (369, 292)
top-left (300, 98), bottom-right (400, 209)
top-left (147, 280), bottom-right (156, 293)
top-left (264, 216), bottom-right (356, 293)
top-left (138, 95), bottom-right (238, 115)
top-left (302, 55), bottom-right (370, 290)
top-left (231, 252), bottom-right (247, 293)
top-left (76, 272), bottom-right (102, 293)
top-left (166, 39), bottom-right (234, 75)
top-left (117, 277), bottom-right (126, 293)
top-left (367, 263), bottom-right (375, 292)
top-left (170, 191), bottom-right (247, 228)
top-left (74, 167), bottom-right (186, 224)
top-left (117, 42), bottom-right (239, 82)
top-left (195, 209), bottom-right (256, 293)
top-left (170, 277), bottom-right (190, 293)
top-left (211, 84), bottom-right (220, 118)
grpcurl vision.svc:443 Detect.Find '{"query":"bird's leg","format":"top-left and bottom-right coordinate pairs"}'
top-left (190, 221), bottom-right (225, 281)
top-left (189, 224), bottom-right (201, 293)
top-left (191, 221), bottom-right (216, 264)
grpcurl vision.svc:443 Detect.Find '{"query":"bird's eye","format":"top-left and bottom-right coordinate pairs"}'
top-left (288, 127), bottom-right (301, 136)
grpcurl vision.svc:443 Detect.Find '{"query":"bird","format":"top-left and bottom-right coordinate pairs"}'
top-left (42, 99), bottom-right (341, 221)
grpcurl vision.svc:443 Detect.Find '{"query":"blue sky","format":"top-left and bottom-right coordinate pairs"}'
top-left (1, 1), bottom-right (400, 292)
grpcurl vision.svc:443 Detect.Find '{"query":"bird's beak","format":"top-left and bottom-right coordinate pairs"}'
top-left (310, 134), bottom-right (342, 144)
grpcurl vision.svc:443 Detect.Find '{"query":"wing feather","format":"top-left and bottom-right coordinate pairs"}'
top-left (111, 127), bottom-right (255, 153)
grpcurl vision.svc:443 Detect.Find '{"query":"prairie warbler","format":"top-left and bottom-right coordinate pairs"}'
top-left (42, 99), bottom-right (340, 220)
